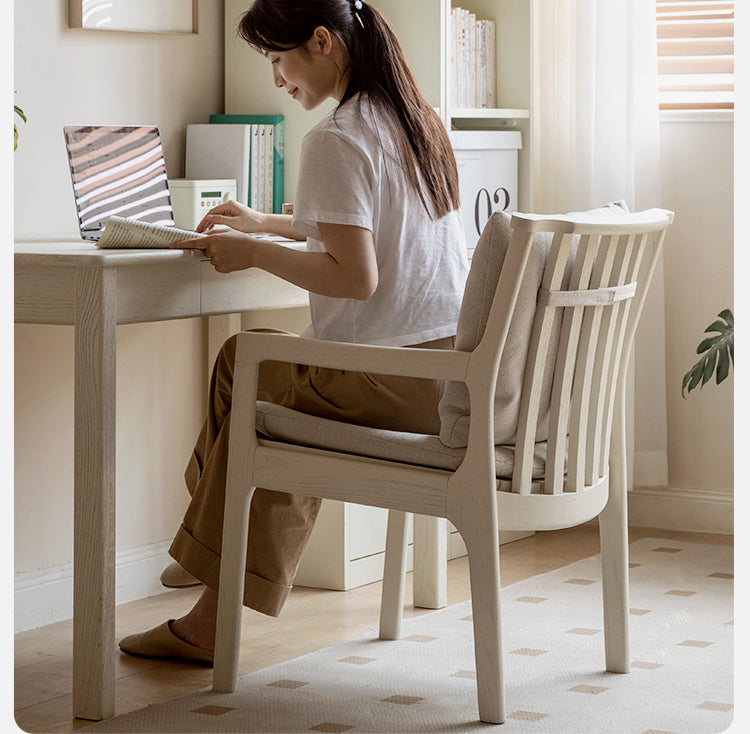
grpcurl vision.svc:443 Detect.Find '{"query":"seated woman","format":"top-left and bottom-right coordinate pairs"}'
top-left (120, 0), bottom-right (468, 663)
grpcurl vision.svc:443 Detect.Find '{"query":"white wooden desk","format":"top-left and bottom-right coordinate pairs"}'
top-left (14, 240), bottom-right (308, 721)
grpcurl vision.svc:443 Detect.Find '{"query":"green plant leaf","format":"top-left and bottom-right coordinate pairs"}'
top-left (682, 309), bottom-right (733, 397)
top-left (14, 102), bottom-right (26, 152)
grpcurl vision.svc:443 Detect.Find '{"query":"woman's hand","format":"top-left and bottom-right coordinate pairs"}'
top-left (196, 200), bottom-right (305, 241)
top-left (173, 222), bottom-right (377, 299)
top-left (171, 229), bottom-right (256, 274)
top-left (196, 200), bottom-right (267, 234)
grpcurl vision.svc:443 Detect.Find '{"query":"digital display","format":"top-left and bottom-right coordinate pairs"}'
top-left (201, 191), bottom-right (222, 198)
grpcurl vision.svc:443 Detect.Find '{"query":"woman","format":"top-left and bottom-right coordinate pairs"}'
top-left (120, 0), bottom-right (467, 663)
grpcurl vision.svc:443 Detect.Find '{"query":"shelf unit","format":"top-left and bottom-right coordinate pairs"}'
top-left (385, 0), bottom-right (535, 209)
top-left (222, 0), bottom-right (536, 591)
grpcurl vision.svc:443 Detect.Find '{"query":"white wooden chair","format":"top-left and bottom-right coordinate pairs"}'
top-left (212, 206), bottom-right (674, 724)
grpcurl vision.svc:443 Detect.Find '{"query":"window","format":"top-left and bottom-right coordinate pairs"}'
top-left (656, 0), bottom-right (734, 110)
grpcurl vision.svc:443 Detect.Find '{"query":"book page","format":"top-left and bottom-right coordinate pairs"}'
top-left (96, 216), bottom-right (205, 249)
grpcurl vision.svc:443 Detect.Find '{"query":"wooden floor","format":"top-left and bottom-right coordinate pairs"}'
top-left (13, 524), bottom-right (732, 733)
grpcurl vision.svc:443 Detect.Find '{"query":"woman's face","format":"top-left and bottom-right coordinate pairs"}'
top-left (267, 28), bottom-right (347, 110)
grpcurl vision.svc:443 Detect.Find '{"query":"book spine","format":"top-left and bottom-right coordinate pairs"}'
top-left (264, 125), bottom-right (274, 213)
top-left (469, 13), bottom-right (476, 109)
top-left (476, 20), bottom-right (485, 107)
top-left (251, 125), bottom-right (260, 209)
top-left (449, 7), bottom-right (456, 110)
top-left (259, 125), bottom-right (267, 213)
top-left (461, 10), bottom-right (471, 108)
top-left (487, 20), bottom-right (496, 108)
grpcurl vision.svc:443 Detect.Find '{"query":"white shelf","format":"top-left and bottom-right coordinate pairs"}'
top-left (450, 107), bottom-right (530, 120)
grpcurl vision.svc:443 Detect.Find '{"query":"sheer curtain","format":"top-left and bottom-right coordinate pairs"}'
top-left (531, 0), bottom-right (668, 487)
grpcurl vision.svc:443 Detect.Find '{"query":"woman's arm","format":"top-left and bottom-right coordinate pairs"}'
top-left (174, 221), bottom-right (378, 301)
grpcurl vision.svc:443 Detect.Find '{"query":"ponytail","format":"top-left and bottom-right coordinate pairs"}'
top-left (239, 0), bottom-right (460, 219)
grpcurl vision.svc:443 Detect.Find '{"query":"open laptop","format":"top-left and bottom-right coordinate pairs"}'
top-left (63, 125), bottom-right (175, 241)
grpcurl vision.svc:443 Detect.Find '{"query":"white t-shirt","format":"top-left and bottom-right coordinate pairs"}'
top-left (292, 95), bottom-right (468, 346)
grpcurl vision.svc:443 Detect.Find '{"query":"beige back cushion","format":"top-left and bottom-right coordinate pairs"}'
top-left (438, 202), bottom-right (629, 449)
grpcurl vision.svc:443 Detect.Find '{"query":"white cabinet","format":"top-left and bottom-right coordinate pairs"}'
top-left (294, 500), bottom-right (532, 591)
top-left (222, 0), bottom-right (536, 591)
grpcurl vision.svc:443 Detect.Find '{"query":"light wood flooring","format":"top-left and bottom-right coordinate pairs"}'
top-left (13, 524), bottom-right (732, 733)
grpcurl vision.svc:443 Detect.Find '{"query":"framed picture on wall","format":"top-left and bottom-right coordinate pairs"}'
top-left (69, 0), bottom-right (198, 34)
top-left (450, 130), bottom-right (522, 252)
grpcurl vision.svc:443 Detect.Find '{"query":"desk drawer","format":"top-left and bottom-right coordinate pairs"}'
top-left (117, 261), bottom-right (201, 324)
top-left (200, 263), bottom-right (308, 314)
top-left (15, 265), bottom-right (76, 324)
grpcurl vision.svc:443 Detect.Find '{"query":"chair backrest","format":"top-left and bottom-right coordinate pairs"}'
top-left (439, 206), bottom-right (673, 500)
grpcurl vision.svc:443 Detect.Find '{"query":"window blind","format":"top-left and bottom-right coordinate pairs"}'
top-left (656, 0), bottom-right (734, 110)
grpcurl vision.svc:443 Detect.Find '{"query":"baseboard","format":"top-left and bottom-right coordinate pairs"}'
top-left (628, 485), bottom-right (733, 535)
top-left (14, 540), bottom-right (174, 633)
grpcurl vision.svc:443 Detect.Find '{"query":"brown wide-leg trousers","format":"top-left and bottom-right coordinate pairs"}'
top-left (169, 329), bottom-right (453, 617)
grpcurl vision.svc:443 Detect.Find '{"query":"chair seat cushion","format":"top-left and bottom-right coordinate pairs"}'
top-left (255, 401), bottom-right (546, 479)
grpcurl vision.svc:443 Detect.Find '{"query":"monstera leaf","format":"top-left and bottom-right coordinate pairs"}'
top-left (682, 309), bottom-right (733, 397)
top-left (14, 103), bottom-right (27, 151)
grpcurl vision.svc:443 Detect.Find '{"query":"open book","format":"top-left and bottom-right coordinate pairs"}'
top-left (95, 216), bottom-right (206, 249)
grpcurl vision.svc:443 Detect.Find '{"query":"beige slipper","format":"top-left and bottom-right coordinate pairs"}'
top-left (160, 561), bottom-right (203, 588)
top-left (119, 620), bottom-right (214, 665)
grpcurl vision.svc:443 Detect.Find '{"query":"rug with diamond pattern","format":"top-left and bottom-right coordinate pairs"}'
top-left (84, 538), bottom-right (734, 733)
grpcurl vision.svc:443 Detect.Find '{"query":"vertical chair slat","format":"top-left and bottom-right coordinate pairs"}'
top-left (512, 232), bottom-right (572, 494)
top-left (566, 236), bottom-right (617, 492)
top-left (598, 233), bottom-right (649, 477)
top-left (585, 235), bottom-right (635, 485)
top-left (545, 235), bottom-right (598, 494)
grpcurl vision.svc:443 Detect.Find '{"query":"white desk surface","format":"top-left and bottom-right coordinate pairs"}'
top-left (14, 235), bottom-right (305, 266)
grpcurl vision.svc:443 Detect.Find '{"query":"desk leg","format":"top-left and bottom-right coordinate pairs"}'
top-left (73, 267), bottom-right (117, 720)
top-left (206, 313), bottom-right (242, 377)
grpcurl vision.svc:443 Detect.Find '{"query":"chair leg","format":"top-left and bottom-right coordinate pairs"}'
top-left (413, 515), bottom-right (448, 609)
top-left (457, 515), bottom-right (504, 724)
top-left (599, 394), bottom-right (630, 674)
top-left (213, 486), bottom-right (254, 693)
top-left (379, 510), bottom-right (411, 640)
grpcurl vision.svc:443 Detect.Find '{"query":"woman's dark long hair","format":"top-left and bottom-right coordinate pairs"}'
top-left (238, 0), bottom-right (460, 219)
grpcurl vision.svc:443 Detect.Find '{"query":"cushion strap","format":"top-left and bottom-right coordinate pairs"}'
top-left (537, 281), bottom-right (637, 308)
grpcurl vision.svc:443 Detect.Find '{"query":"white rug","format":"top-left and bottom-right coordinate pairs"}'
top-left (85, 538), bottom-right (733, 733)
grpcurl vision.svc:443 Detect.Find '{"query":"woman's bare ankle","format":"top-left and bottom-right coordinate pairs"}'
top-left (169, 587), bottom-right (218, 652)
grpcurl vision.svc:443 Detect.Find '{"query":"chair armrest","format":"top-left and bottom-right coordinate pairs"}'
top-left (234, 331), bottom-right (470, 383)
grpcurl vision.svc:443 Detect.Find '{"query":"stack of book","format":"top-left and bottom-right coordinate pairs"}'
top-left (450, 6), bottom-right (496, 110)
top-left (185, 114), bottom-right (284, 214)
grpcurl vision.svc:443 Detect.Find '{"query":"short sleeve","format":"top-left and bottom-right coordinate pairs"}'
top-left (292, 127), bottom-right (376, 241)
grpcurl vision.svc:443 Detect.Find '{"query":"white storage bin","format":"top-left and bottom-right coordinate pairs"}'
top-left (450, 130), bottom-right (522, 252)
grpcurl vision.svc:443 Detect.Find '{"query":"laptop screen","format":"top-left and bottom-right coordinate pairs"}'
top-left (63, 125), bottom-right (174, 240)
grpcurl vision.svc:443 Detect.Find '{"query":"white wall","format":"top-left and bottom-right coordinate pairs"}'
top-left (13, 0), bottom-right (225, 629)
top-left (628, 115), bottom-right (734, 534)
top-left (660, 117), bottom-right (734, 493)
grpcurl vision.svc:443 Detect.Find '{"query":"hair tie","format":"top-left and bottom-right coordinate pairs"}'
top-left (351, 0), bottom-right (365, 28)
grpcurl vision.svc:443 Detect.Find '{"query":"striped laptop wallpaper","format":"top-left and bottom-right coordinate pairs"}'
top-left (64, 125), bottom-right (174, 239)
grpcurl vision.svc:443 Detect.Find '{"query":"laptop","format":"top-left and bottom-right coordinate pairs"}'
top-left (63, 125), bottom-right (175, 241)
